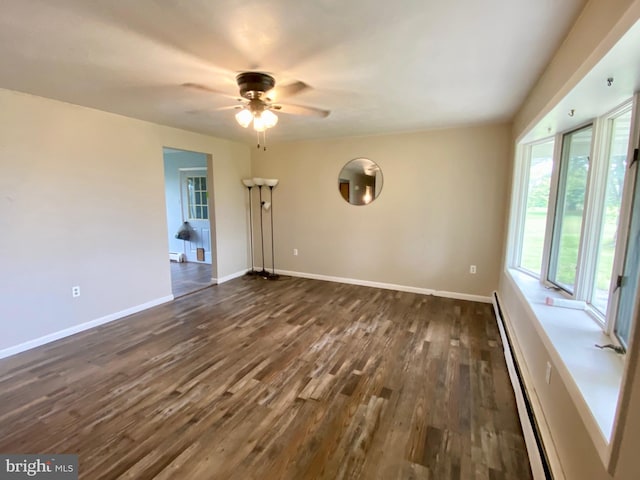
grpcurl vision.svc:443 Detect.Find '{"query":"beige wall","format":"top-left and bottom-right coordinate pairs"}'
top-left (500, 1), bottom-right (640, 478)
top-left (251, 123), bottom-right (511, 298)
top-left (0, 88), bottom-right (250, 352)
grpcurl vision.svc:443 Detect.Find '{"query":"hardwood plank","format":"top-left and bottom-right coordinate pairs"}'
top-left (0, 276), bottom-right (532, 480)
top-left (170, 260), bottom-right (213, 298)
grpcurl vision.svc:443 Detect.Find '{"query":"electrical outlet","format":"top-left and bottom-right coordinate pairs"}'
top-left (293, 248), bottom-right (298, 256)
top-left (470, 265), bottom-right (477, 274)
top-left (545, 362), bottom-right (552, 384)
top-left (72, 286), bottom-right (81, 298)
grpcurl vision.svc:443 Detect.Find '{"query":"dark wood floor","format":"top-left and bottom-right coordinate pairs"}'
top-left (170, 260), bottom-right (213, 297)
top-left (0, 276), bottom-right (531, 480)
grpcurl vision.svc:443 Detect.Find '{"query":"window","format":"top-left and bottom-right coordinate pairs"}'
top-left (548, 126), bottom-right (592, 293)
top-left (512, 98), bottom-right (637, 350)
top-left (591, 109), bottom-right (632, 314)
top-left (187, 176), bottom-right (208, 220)
top-left (519, 140), bottom-right (554, 275)
top-left (615, 161), bottom-right (640, 348)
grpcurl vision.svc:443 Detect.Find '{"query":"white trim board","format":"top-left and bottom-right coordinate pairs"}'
top-left (213, 269), bottom-right (248, 284)
top-left (274, 268), bottom-right (492, 304)
top-left (0, 295), bottom-right (174, 360)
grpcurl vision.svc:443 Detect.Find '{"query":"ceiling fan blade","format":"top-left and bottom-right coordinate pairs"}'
top-left (275, 103), bottom-right (330, 118)
top-left (186, 104), bottom-right (243, 115)
top-left (267, 81), bottom-right (310, 101)
top-left (182, 82), bottom-right (240, 100)
top-left (214, 105), bottom-right (243, 111)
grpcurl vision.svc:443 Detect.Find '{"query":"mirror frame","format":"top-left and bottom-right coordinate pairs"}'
top-left (338, 157), bottom-right (383, 206)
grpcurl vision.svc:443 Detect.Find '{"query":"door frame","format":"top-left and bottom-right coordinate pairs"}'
top-left (179, 167), bottom-right (212, 263)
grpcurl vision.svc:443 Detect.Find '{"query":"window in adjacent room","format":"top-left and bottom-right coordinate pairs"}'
top-left (186, 176), bottom-right (209, 220)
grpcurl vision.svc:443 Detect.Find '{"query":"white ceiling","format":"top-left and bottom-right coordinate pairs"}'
top-left (0, 0), bottom-right (587, 143)
top-left (523, 19), bottom-right (640, 142)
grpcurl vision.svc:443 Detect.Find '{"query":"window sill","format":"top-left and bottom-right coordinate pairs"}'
top-left (506, 268), bottom-right (623, 446)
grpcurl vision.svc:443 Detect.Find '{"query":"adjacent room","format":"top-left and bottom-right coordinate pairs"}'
top-left (1, 1), bottom-right (639, 479)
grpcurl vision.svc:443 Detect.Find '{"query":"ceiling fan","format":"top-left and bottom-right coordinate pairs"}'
top-left (183, 72), bottom-right (330, 149)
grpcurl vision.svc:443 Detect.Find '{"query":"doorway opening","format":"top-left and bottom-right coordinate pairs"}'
top-left (163, 147), bottom-right (215, 297)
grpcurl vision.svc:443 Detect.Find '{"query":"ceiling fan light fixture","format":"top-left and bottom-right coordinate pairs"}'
top-left (253, 115), bottom-right (266, 132)
top-left (235, 108), bottom-right (253, 128)
top-left (261, 109), bottom-right (278, 129)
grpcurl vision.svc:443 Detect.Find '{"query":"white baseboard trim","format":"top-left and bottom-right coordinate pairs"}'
top-left (433, 289), bottom-right (492, 304)
top-left (0, 295), bottom-right (174, 360)
top-left (214, 269), bottom-right (249, 284)
top-left (275, 269), bottom-right (492, 303)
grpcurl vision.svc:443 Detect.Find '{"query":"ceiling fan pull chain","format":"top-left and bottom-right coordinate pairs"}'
top-left (256, 129), bottom-right (260, 149)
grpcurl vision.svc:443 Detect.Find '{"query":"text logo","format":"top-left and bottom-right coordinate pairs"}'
top-left (0, 455), bottom-right (77, 479)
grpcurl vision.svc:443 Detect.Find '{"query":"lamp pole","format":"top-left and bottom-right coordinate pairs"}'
top-left (267, 184), bottom-right (279, 280)
top-left (257, 184), bottom-right (268, 277)
top-left (242, 179), bottom-right (257, 275)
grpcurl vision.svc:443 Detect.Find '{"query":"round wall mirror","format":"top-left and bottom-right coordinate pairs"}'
top-left (338, 158), bottom-right (383, 205)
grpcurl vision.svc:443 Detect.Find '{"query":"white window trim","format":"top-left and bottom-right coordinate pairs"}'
top-left (539, 135), bottom-right (563, 285)
top-left (545, 121), bottom-right (595, 296)
top-left (514, 99), bottom-right (637, 342)
top-left (511, 136), bottom-right (555, 276)
top-left (576, 119), bottom-right (605, 302)
top-left (504, 116), bottom-right (626, 465)
top-left (509, 143), bottom-right (528, 268)
top-left (608, 95), bottom-right (640, 342)
top-left (582, 114), bottom-right (614, 319)
top-left (506, 89), bottom-right (640, 473)
top-left (586, 105), bottom-right (635, 324)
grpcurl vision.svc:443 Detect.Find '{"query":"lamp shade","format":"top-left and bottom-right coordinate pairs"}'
top-left (242, 178), bottom-right (254, 187)
top-left (264, 178), bottom-right (279, 187)
top-left (261, 110), bottom-right (278, 129)
top-left (252, 177), bottom-right (265, 186)
top-left (235, 109), bottom-right (253, 128)
top-left (252, 115), bottom-right (266, 132)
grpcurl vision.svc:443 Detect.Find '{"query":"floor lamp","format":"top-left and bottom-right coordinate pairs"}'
top-left (264, 179), bottom-right (279, 280)
top-left (252, 177), bottom-right (269, 277)
top-left (242, 179), bottom-right (257, 275)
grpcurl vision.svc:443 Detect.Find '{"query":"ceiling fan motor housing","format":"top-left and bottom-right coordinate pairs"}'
top-left (237, 72), bottom-right (275, 99)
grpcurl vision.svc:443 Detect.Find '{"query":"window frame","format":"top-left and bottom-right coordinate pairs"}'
top-left (584, 104), bottom-right (634, 321)
top-left (511, 97), bottom-right (638, 350)
top-left (185, 175), bottom-right (209, 220)
top-left (609, 97), bottom-right (640, 345)
top-left (512, 136), bottom-right (556, 277)
top-left (546, 122), bottom-right (595, 296)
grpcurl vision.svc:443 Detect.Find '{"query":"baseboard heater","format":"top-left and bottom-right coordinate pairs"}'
top-left (169, 252), bottom-right (186, 263)
top-left (492, 291), bottom-right (554, 480)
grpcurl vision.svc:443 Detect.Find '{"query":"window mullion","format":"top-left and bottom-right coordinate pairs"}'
top-left (577, 118), bottom-right (608, 304)
top-left (541, 135), bottom-right (562, 284)
top-left (511, 144), bottom-right (529, 267)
